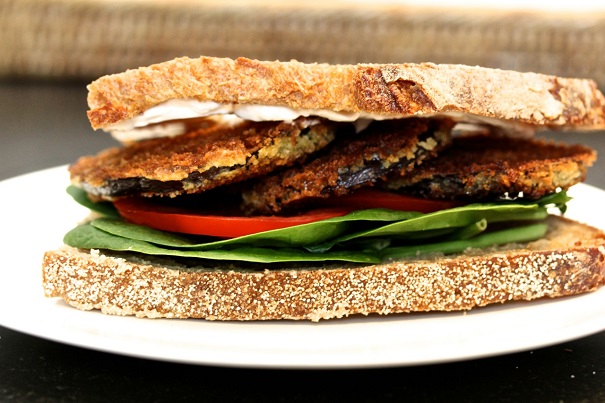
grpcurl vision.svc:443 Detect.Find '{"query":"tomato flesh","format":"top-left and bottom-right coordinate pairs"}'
top-left (113, 189), bottom-right (464, 238)
top-left (113, 198), bottom-right (351, 238)
top-left (321, 189), bottom-right (463, 214)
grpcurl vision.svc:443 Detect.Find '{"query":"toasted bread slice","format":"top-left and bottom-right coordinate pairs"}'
top-left (42, 216), bottom-right (605, 321)
top-left (87, 56), bottom-right (605, 130)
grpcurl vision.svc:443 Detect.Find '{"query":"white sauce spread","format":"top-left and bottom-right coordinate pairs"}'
top-left (107, 99), bottom-right (534, 142)
top-left (107, 99), bottom-right (391, 141)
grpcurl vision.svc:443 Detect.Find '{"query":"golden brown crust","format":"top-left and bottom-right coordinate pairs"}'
top-left (69, 117), bottom-right (338, 199)
top-left (87, 57), bottom-right (357, 129)
top-left (87, 56), bottom-right (605, 130)
top-left (242, 118), bottom-right (452, 214)
top-left (42, 216), bottom-right (605, 321)
top-left (355, 64), bottom-right (605, 128)
top-left (386, 134), bottom-right (597, 200)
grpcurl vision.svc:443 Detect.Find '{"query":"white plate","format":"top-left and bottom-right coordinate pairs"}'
top-left (1, 166), bottom-right (605, 369)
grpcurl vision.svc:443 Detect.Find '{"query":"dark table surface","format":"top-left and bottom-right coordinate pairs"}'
top-left (1, 82), bottom-right (605, 402)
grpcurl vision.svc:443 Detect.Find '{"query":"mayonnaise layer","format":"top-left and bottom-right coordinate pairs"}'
top-left (107, 99), bottom-right (389, 141)
top-left (107, 98), bottom-right (534, 142)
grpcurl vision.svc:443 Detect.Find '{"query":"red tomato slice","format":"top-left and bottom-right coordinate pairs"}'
top-left (319, 189), bottom-right (464, 214)
top-left (113, 198), bottom-right (352, 238)
top-left (113, 189), bottom-right (464, 238)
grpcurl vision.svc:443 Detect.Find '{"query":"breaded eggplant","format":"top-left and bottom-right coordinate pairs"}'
top-left (385, 134), bottom-right (597, 200)
top-left (242, 118), bottom-right (454, 214)
top-left (69, 117), bottom-right (342, 199)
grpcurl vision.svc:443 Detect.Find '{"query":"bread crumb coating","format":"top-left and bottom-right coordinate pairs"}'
top-left (242, 118), bottom-right (453, 214)
top-left (386, 134), bottom-right (596, 201)
top-left (69, 117), bottom-right (341, 199)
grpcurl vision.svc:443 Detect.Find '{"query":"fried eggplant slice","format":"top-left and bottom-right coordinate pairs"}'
top-left (69, 117), bottom-right (341, 199)
top-left (385, 134), bottom-right (597, 201)
top-left (242, 118), bottom-right (454, 214)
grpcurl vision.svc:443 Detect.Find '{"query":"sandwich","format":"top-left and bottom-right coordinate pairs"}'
top-left (42, 56), bottom-right (605, 321)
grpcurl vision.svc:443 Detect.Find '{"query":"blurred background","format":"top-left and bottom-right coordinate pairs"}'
top-left (1, 0), bottom-right (605, 87)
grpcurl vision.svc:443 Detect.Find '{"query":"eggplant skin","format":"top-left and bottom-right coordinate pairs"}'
top-left (385, 134), bottom-right (596, 201)
top-left (242, 118), bottom-right (453, 214)
top-left (69, 117), bottom-right (341, 199)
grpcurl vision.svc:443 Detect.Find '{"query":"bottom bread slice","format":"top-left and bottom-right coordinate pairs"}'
top-left (42, 216), bottom-right (605, 321)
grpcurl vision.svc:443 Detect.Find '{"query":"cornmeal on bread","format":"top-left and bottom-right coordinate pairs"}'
top-left (43, 55), bottom-right (605, 321)
top-left (43, 216), bottom-right (605, 320)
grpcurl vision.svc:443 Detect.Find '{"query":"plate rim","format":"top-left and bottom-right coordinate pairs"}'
top-left (1, 165), bottom-right (605, 369)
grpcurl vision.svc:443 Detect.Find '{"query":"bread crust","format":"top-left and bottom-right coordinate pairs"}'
top-left (42, 216), bottom-right (605, 321)
top-left (87, 56), bottom-right (605, 130)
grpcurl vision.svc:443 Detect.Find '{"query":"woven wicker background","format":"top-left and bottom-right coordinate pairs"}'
top-left (2, 0), bottom-right (605, 88)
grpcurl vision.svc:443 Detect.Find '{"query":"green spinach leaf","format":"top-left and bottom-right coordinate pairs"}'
top-left (64, 223), bottom-right (381, 264)
top-left (64, 186), bottom-right (567, 264)
top-left (90, 209), bottom-right (422, 250)
top-left (67, 186), bottom-right (120, 218)
top-left (380, 222), bottom-right (548, 260)
top-left (311, 203), bottom-right (548, 251)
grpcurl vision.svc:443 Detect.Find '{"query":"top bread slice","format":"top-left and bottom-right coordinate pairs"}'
top-left (87, 56), bottom-right (605, 130)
